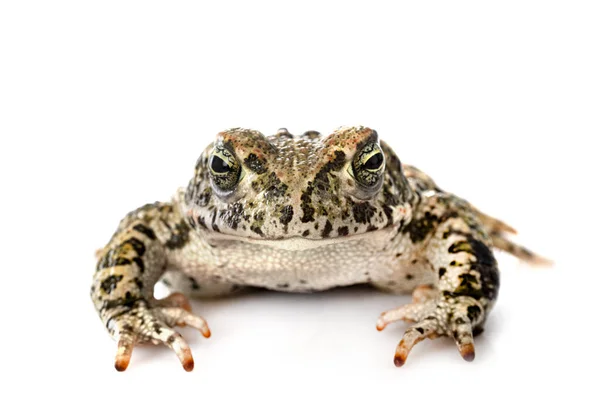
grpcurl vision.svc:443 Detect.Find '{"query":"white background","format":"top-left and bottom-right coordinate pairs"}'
top-left (1, 1), bottom-right (598, 419)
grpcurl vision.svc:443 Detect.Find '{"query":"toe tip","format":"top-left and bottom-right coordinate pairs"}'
top-left (114, 360), bottom-right (129, 372)
top-left (460, 344), bottom-right (476, 362)
top-left (183, 359), bottom-right (195, 372)
top-left (393, 355), bottom-right (406, 367)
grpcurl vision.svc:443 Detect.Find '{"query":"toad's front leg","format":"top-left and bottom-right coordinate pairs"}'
top-left (377, 214), bottom-right (499, 366)
top-left (91, 203), bottom-right (211, 372)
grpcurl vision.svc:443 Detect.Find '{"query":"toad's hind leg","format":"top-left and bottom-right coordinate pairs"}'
top-left (377, 212), bottom-right (500, 367)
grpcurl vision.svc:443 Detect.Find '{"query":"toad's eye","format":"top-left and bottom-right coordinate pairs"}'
top-left (209, 146), bottom-right (241, 192)
top-left (363, 152), bottom-right (383, 171)
top-left (210, 155), bottom-right (231, 173)
top-left (351, 142), bottom-right (385, 190)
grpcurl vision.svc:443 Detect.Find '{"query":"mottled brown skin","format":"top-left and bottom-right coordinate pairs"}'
top-left (91, 126), bottom-right (547, 371)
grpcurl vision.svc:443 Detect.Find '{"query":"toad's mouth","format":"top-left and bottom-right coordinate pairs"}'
top-left (199, 226), bottom-right (395, 251)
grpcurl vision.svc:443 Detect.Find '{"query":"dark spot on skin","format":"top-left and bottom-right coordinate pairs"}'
top-left (132, 224), bottom-right (156, 240)
top-left (415, 327), bottom-right (425, 334)
top-left (263, 172), bottom-right (288, 200)
top-left (302, 230), bottom-right (310, 237)
top-left (322, 220), bottom-right (333, 238)
top-left (473, 262), bottom-right (500, 303)
top-left (101, 296), bottom-right (139, 314)
top-left (197, 216), bottom-right (207, 229)
top-left (382, 205), bottom-right (394, 227)
top-left (134, 278), bottom-right (144, 289)
top-left (466, 236), bottom-right (496, 266)
top-left (251, 226), bottom-right (264, 236)
top-left (132, 257), bottom-right (144, 273)
top-left (100, 275), bottom-right (124, 294)
top-left (395, 253), bottom-right (402, 257)
top-left (383, 186), bottom-right (400, 207)
top-left (351, 201), bottom-right (376, 224)
top-left (244, 153), bottom-right (268, 174)
top-left (438, 267), bottom-right (446, 278)
top-left (300, 186), bottom-right (315, 223)
top-left (279, 205), bottom-right (294, 226)
top-left (403, 211), bottom-right (438, 243)
top-left (195, 188), bottom-right (212, 207)
top-left (455, 273), bottom-right (480, 297)
top-left (277, 283), bottom-right (289, 288)
top-left (411, 259), bottom-right (418, 265)
top-left (212, 223), bottom-right (220, 232)
top-left (122, 237), bottom-right (146, 257)
top-left (467, 305), bottom-right (482, 322)
top-left (299, 280), bottom-right (307, 284)
top-left (405, 274), bottom-right (414, 280)
top-left (165, 220), bottom-right (191, 249)
top-left (442, 228), bottom-right (469, 240)
top-left (96, 254), bottom-right (131, 271)
top-left (188, 277), bottom-right (200, 290)
top-left (219, 202), bottom-right (245, 231)
top-left (366, 225), bottom-right (378, 232)
top-left (338, 226), bottom-right (349, 236)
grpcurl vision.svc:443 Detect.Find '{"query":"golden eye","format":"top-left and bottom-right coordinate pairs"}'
top-left (209, 146), bottom-right (241, 192)
top-left (351, 142), bottom-right (385, 189)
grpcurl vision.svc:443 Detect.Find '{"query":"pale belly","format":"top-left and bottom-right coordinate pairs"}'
top-left (165, 228), bottom-right (435, 296)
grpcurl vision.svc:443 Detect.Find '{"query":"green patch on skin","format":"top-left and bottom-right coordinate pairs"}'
top-left (448, 240), bottom-right (472, 254)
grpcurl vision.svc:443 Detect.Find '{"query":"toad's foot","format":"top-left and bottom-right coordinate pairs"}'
top-left (109, 293), bottom-right (211, 372)
top-left (376, 286), bottom-right (482, 367)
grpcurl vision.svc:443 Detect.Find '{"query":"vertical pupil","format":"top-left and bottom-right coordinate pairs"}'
top-left (211, 156), bottom-right (230, 172)
top-left (364, 153), bottom-right (383, 170)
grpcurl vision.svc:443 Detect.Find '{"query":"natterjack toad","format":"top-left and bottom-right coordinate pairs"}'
top-left (91, 126), bottom-right (548, 371)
